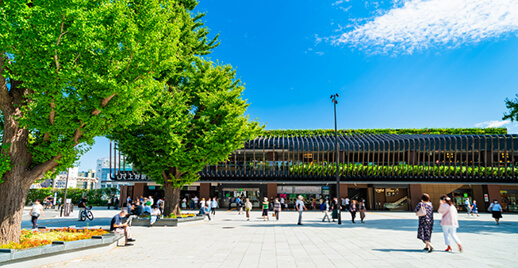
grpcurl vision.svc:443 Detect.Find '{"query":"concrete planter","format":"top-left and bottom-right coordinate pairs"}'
top-left (0, 230), bottom-right (124, 266)
top-left (130, 215), bottom-right (204, 227)
top-left (178, 215), bottom-right (205, 222)
top-left (131, 217), bottom-right (178, 227)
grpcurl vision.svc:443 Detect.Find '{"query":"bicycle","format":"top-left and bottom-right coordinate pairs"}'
top-left (79, 206), bottom-right (94, 221)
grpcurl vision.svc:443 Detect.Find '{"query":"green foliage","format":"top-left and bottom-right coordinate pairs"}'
top-left (110, 59), bottom-right (263, 186)
top-left (0, 0), bottom-right (192, 179)
top-left (26, 187), bottom-right (118, 206)
top-left (109, 8), bottom-right (262, 187)
top-left (288, 163), bottom-right (516, 178)
top-left (262, 128), bottom-right (507, 137)
top-left (503, 94), bottom-right (518, 122)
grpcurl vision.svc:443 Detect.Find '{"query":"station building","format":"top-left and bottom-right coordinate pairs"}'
top-left (114, 129), bottom-right (518, 212)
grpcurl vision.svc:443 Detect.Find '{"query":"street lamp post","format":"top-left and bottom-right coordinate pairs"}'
top-left (330, 93), bottom-right (341, 224)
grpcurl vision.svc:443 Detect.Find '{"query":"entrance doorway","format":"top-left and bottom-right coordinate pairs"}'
top-left (374, 187), bottom-right (409, 211)
top-left (222, 188), bottom-right (261, 208)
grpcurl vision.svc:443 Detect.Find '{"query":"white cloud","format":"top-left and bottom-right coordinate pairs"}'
top-left (475, 120), bottom-right (511, 128)
top-left (332, 0), bottom-right (518, 54)
top-left (332, 0), bottom-right (350, 6)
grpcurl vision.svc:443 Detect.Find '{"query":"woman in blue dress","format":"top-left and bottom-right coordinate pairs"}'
top-left (414, 193), bottom-right (434, 252)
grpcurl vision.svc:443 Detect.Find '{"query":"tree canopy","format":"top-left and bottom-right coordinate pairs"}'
top-left (0, 0), bottom-right (199, 244)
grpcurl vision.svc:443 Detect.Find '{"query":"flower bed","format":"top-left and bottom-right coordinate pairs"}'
top-left (0, 228), bottom-right (108, 250)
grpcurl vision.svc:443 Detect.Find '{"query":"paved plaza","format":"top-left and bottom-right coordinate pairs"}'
top-left (23, 208), bottom-right (517, 268)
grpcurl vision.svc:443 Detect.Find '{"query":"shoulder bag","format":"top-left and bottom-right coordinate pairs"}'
top-left (416, 202), bottom-right (427, 217)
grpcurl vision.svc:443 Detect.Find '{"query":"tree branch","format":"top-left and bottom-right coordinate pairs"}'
top-left (73, 123), bottom-right (86, 144)
top-left (54, 14), bottom-right (68, 73)
top-left (91, 93), bottom-right (116, 116)
top-left (28, 155), bottom-right (61, 183)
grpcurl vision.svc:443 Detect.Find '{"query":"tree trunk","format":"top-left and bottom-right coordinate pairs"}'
top-left (163, 181), bottom-right (181, 216)
top-left (0, 173), bottom-right (32, 244)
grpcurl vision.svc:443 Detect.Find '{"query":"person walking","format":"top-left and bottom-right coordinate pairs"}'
top-left (345, 196), bottom-right (350, 211)
top-left (114, 197), bottom-right (119, 210)
top-left (273, 198), bottom-right (281, 220)
top-left (200, 203), bottom-right (211, 221)
top-left (30, 199), bottom-right (44, 229)
top-left (438, 195), bottom-right (462, 252)
top-left (488, 199), bottom-right (503, 225)
top-left (359, 198), bottom-right (367, 223)
top-left (107, 197), bottom-right (112, 210)
top-left (349, 199), bottom-right (358, 223)
top-left (181, 197), bottom-right (187, 210)
top-left (57, 197), bottom-right (63, 211)
top-left (200, 198), bottom-right (206, 210)
top-left (211, 197), bottom-right (217, 216)
top-left (245, 198), bottom-right (253, 221)
top-left (236, 196), bottom-right (244, 215)
top-left (228, 196), bottom-right (233, 211)
top-left (470, 200), bottom-right (479, 217)
top-left (331, 197), bottom-right (339, 222)
top-left (322, 198), bottom-right (331, 222)
top-left (296, 195), bottom-right (307, 225)
top-left (414, 193), bottom-right (434, 252)
top-left (464, 198), bottom-right (471, 215)
top-left (262, 197), bottom-right (269, 221)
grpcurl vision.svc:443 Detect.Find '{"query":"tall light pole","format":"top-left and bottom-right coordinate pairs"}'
top-left (331, 93), bottom-right (341, 224)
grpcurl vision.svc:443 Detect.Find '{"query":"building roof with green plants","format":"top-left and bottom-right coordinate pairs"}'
top-left (260, 128), bottom-right (507, 137)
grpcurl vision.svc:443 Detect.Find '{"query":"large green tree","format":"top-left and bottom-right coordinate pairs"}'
top-left (110, 57), bottom-right (261, 216)
top-left (0, 0), bottom-right (194, 244)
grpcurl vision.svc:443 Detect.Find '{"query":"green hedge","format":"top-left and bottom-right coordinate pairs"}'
top-left (26, 188), bottom-right (118, 206)
top-left (289, 162), bottom-right (516, 177)
top-left (262, 128), bottom-right (507, 137)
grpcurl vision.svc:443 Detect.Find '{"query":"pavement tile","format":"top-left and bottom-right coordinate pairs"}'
top-left (40, 209), bottom-right (518, 268)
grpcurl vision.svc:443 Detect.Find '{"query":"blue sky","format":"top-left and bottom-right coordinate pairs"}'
top-left (78, 0), bottom-right (518, 171)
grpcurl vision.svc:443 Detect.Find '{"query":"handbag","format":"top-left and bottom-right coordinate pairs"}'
top-left (416, 202), bottom-right (427, 217)
top-left (31, 211), bottom-right (40, 217)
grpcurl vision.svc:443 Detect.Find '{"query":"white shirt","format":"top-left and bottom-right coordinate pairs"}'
top-left (151, 208), bottom-right (161, 216)
top-left (193, 197), bottom-right (199, 203)
top-left (211, 200), bottom-right (217, 208)
top-left (296, 200), bottom-right (304, 211)
top-left (345, 198), bottom-right (350, 205)
top-left (31, 204), bottom-right (43, 214)
top-left (280, 198), bottom-right (285, 204)
top-left (200, 200), bottom-right (205, 207)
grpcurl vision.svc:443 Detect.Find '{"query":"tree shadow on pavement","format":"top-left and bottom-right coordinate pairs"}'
top-left (372, 249), bottom-right (425, 253)
top-left (241, 218), bottom-right (518, 234)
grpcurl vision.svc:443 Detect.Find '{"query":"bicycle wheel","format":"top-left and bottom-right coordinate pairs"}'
top-left (86, 211), bottom-right (94, 221)
top-left (79, 212), bottom-right (86, 221)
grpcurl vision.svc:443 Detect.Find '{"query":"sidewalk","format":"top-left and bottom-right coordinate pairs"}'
top-left (42, 210), bottom-right (517, 268)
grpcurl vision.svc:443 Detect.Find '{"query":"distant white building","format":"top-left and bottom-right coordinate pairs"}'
top-left (52, 167), bottom-right (98, 189)
top-left (96, 156), bottom-right (133, 190)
